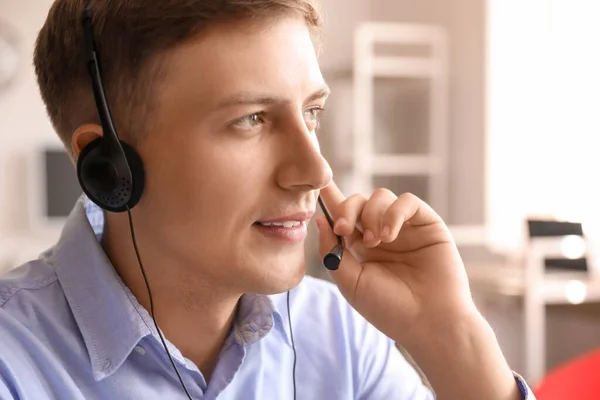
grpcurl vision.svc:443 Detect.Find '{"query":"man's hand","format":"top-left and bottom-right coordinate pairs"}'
top-left (316, 182), bottom-right (523, 400)
top-left (316, 182), bottom-right (473, 346)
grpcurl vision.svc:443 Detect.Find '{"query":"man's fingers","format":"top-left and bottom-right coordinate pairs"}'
top-left (360, 188), bottom-right (396, 247)
top-left (386, 193), bottom-right (440, 228)
top-left (332, 194), bottom-right (367, 236)
top-left (374, 193), bottom-right (442, 244)
top-left (318, 185), bottom-right (443, 248)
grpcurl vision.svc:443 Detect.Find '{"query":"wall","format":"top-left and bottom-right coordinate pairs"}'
top-left (486, 0), bottom-right (600, 254)
top-left (319, 0), bottom-right (487, 226)
top-left (0, 0), bottom-right (62, 271)
top-left (305, 0), bottom-right (488, 278)
top-left (481, 0), bottom-right (600, 381)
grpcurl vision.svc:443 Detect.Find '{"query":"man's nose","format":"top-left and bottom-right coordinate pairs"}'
top-left (275, 116), bottom-right (332, 192)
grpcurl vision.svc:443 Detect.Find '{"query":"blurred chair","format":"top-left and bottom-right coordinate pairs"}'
top-left (523, 219), bottom-right (591, 385)
top-left (534, 348), bottom-right (600, 399)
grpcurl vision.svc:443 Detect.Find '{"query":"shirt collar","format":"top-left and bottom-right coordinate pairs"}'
top-left (46, 196), bottom-right (291, 381)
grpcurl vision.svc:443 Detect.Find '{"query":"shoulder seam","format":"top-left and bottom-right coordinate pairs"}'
top-left (0, 275), bottom-right (59, 308)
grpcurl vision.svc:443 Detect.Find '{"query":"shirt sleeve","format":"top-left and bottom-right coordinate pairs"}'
top-left (0, 378), bottom-right (17, 400)
top-left (0, 309), bottom-right (33, 400)
top-left (360, 339), bottom-right (434, 399)
top-left (0, 351), bottom-right (19, 400)
top-left (356, 335), bottom-right (536, 400)
top-left (514, 372), bottom-right (537, 399)
top-left (352, 311), bottom-right (434, 399)
top-left (352, 312), bottom-right (536, 400)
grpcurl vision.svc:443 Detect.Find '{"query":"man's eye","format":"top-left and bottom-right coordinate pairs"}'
top-left (304, 107), bottom-right (325, 129)
top-left (234, 113), bottom-right (264, 128)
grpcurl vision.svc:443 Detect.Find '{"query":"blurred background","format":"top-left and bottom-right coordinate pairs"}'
top-left (2, 0), bottom-right (600, 395)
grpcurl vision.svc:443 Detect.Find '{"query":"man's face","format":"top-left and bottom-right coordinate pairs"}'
top-left (134, 16), bottom-right (332, 294)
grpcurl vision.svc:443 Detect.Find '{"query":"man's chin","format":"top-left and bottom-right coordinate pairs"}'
top-left (248, 263), bottom-right (306, 295)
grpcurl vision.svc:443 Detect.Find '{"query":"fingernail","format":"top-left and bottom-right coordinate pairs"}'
top-left (334, 218), bottom-right (347, 232)
top-left (381, 225), bottom-right (391, 237)
top-left (363, 229), bottom-right (374, 242)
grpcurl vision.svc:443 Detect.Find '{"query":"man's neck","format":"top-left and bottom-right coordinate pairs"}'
top-left (100, 212), bottom-right (240, 382)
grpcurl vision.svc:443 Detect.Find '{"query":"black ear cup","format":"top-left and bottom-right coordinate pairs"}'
top-left (77, 138), bottom-right (145, 212)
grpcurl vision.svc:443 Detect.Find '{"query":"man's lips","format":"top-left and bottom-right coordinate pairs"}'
top-left (253, 210), bottom-right (315, 244)
top-left (255, 211), bottom-right (315, 225)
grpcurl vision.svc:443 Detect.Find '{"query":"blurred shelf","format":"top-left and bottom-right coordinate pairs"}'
top-left (371, 56), bottom-right (440, 78)
top-left (352, 22), bottom-right (449, 219)
top-left (467, 264), bottom-right (600, 305)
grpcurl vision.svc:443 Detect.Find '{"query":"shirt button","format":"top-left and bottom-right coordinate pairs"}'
top-left (134, 345), bottom-right (146, 356)
top-left (102, 359), bottom-right (112, 371)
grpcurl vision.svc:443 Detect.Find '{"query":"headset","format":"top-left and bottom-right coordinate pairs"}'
top-left (78, 2), bottom-right (343, 399)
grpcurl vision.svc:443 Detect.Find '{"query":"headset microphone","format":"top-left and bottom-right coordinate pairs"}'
top-left (317, 196), bottom-right (344, 270)
top-left (79, 3), bottom-right (192, 399)
top-left (78, 6), bottom-right (144, 212)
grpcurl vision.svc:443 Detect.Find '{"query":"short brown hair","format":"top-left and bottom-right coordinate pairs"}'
top-left (34, 0), bottom-right (323, 153)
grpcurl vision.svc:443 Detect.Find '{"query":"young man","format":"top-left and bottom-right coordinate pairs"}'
top-left (0, 0), bottom-right (533, 399)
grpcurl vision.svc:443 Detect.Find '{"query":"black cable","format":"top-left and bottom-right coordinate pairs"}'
top-left (126, 206), bottom-right (298, 400)
top-left (125, 207), bottom-right (193, 400)
top-left (287, 290), bottom-right (297, 400)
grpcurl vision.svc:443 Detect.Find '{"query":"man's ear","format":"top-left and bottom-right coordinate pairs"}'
top-left (72, 124), bottom-right (103, 159)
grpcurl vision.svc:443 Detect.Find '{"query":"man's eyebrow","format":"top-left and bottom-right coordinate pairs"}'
top-left (305, 85), bottom-right (331, 103)
top-left (214, 85), bottom-right (331, 109)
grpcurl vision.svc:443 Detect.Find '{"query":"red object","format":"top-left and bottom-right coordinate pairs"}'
top-left (534, 349), bottom-right (600, 399)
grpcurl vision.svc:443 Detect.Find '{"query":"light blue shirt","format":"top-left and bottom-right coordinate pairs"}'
top-left (0, 196), bottom-right (533, 399)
